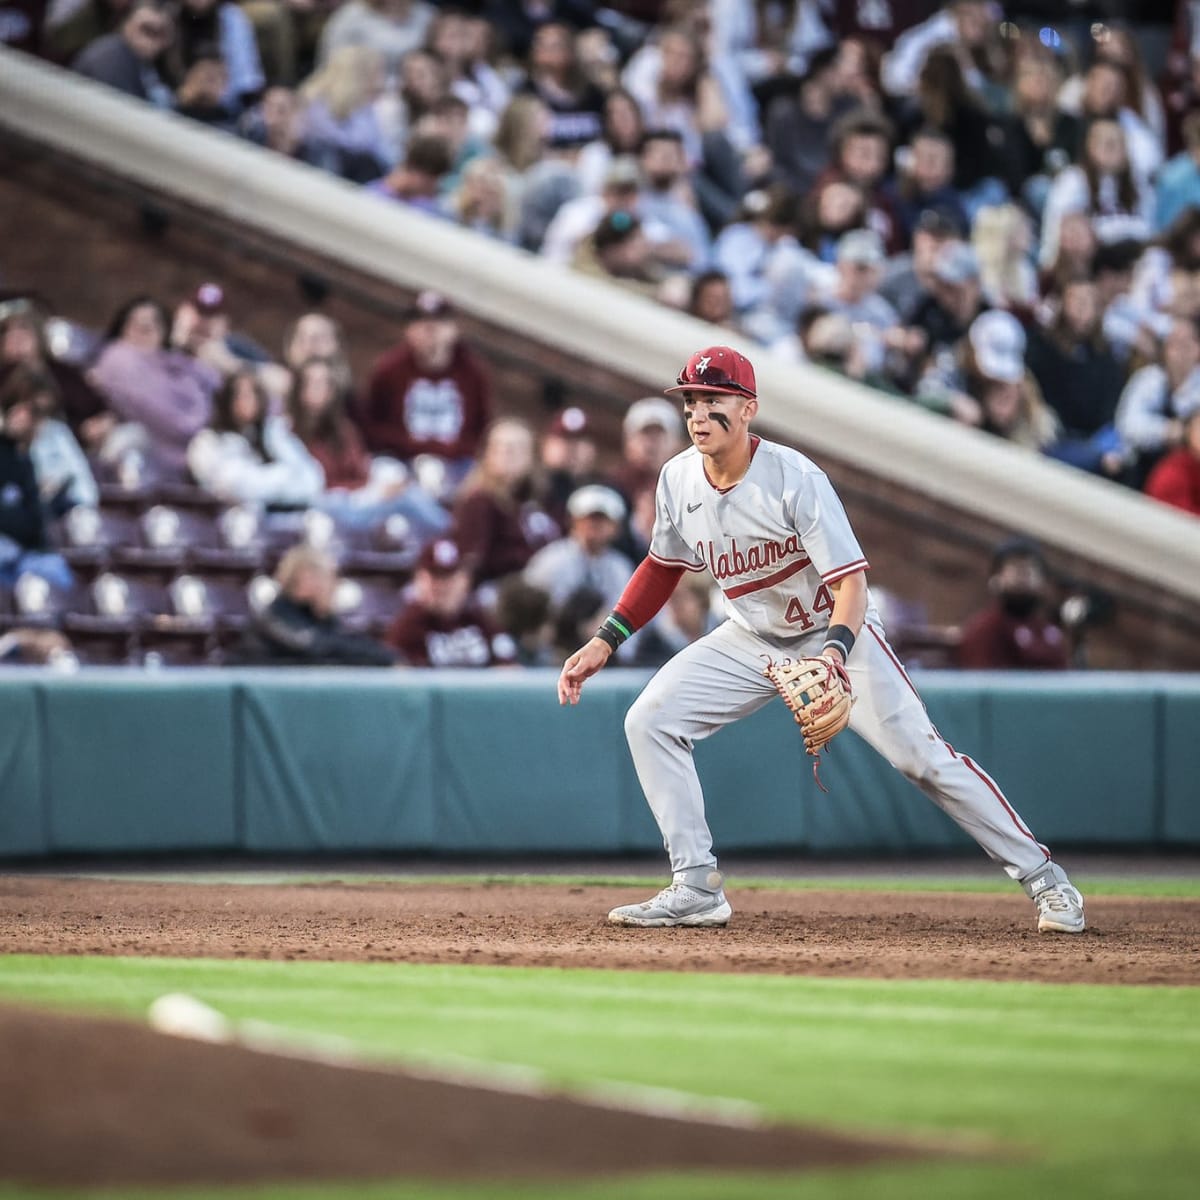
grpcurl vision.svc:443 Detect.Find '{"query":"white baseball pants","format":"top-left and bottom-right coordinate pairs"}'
top-left (624, 617), bottom-right (1055, 887)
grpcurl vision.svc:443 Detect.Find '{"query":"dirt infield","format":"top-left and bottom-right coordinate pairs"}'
top-left (0, 1005), bottom-right (935, 1188)
top-left (3, 877), bottom-right (1199, 984)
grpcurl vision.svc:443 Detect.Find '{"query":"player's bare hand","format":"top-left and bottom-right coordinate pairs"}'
top-left (557, 638), bottom-right (612, 706)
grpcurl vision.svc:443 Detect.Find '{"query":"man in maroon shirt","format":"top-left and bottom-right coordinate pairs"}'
top-left (359, 291), bottom-right (493, 497)
top-left (386, 537), bottom-right (518, 667)
top-left (955, 539), bottom-right (1069, 670)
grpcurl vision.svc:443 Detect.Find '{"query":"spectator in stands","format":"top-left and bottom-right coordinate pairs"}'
top-left (816, 109), bottom-right (902, 255)
top-left (426, 9), bottom-right (510, 141)
top-left (1157, 111), bottom-right (1200, 233)
top-left (574, 210), bottom-right (667, 298)
top-left (880, 1), bottom-right (993, 100)
top-left (538, 405), bottom-right (599, 528)
top-left (1027, 278), bottom-right (1128, 478)
top-left (1039, 118), bottom-right (1155, 271)
top-left (0, 627), bottom-right (76, 668)
top-left (88, 295), bottom-right (219, 480)
top-left (316, 0), bottom-right (433, 77)
top-left (972, 204), bottom-right (1038, 313)
top-left (815, 229), bottom-right (899, 330)
top-left (447, 155), bottom-right (516, 242)
top-left (281, 310), bottom-right (348, 383)
top-left (1040, 211), bottom-right (1098, 301)
top-left (386, 536), bottom-right (517, 666)
top-left (798, 178), bottom-right (868, 265)
top-left (711, 185), bottom-right (801, 320)
top-left (622, 23), bottom-right (737, 166)
top-left (519, 20), bottom-right (605, 149)
top-left (955, 538), bottom-right (1069, 671)
top-left (687, 270), bottom-right (736, 330)
top-left (632, 570), bottom-right (720, 667)
top-left (635, 129), bottom-right (712, 273)
top-left (541, 156), bottom-right (690, 271)
top-left (239, 85), bottom-right (339, 170)
top-left (575, 87), bottom-right (645, 195)
top-left (174, 44), bottom-right (236, 130)
top-left (170, 282), bottom-right (275, 381)
top-left (364, 132), bottom-right (454, 212)
top-left (898, 45), bottom-right (1006, 203)
top-left (1000, 48), bottom-right (1081, 216)
top-left (300, 44), bottom-right (392, 182)
top-left (763, 48), bottom-right (851, 197)
top-left (978, 318), bottom-right (1052, 449)
top-left (523, 483), bottom-right (633, 611)
top-left (879, 207), bottom-right (958, 324)
top-left (46, 0), bottom-right (126, 65)
top-left (1131, 210), bottom-right (1200, 333)
top-left (188, 369), bottom-right (323, 506)
top-left (238, 0), bottom-right (333, 88)
top-left (416, 94), bottom-right (489, 195)
top-left (238, 543), bottom-right (396, 665)
top-left (288, 355), bottom-right (449, 539)
top-left (891, 127), bottom-right (968, 246)
top-left (452, 417), bottom-right (559, 589)
top-left (72, 0), bottom-right (174, 108)
top-left (606, 396), bottom-right (684, 506)
top-left (1115, 316), bottom-right (1200, 486)
top-left (1145, 409), bottom-right (1200, 517)
top-left (1061, 54), bottom-right (1162, 186)
top-left (359, 290), bottom-right (492, 497)
top-left (493, 575), bottom-right (553, 667)
top-left (0, 298), bottom-right (110, 451)
top-left (911, 240), bottom-right (986, 368)
top-left (168, 0), bottom-right (264, 116)
top-left (2, 365), bottom-right (98, 514)
top-left (0, 370), bottom-right (72, 590)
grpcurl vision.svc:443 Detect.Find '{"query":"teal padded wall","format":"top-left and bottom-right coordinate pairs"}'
top-left (0, 682), bottom-right (45, 856)
top-left (239, 674), bottom-right (437, 852)
top-left (38, 675), bottom-right (236, 852)
top-left (1161, 683), bottom-right (1200, 843)
top-left (0, 668), bottom-right (1196, 858)
top-left (983, 677), bottom-right (1158, 843)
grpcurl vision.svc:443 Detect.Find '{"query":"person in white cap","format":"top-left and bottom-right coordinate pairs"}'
top-left (523, 483), bottom-right (635, 618)
top-left (606, 396), bottom-right (685, 505)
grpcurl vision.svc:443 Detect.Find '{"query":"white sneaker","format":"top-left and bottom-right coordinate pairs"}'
top-left (1035, 883), bottom-right (1086, 934)
top-left (608, 883), bottom-right (732, 928)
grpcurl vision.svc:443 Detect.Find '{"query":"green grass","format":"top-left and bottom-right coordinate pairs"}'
top-left (60, 871), bottom-right (1200, 898)
top-left (0, 953), bottom-right (1197, 1200)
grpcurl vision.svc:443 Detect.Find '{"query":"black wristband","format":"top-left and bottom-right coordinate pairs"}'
top-left (822, 624), bottom-right (856, 660)
top-left (594, 612), bottom-right (634, 652)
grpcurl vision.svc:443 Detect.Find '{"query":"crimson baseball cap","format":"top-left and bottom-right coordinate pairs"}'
top-left (418, 538), bottom-right (467, 576)
top-left (664, 345), bottom-right (757, 399)
top-left (546, 406), bottom-right (591, 438)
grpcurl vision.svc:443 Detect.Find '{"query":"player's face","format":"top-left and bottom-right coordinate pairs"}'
top-left (681, 390), bottom-right (755, 455)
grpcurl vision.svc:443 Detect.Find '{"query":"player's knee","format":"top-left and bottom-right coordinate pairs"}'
top-left (625, 685), bottom-right (671, 747)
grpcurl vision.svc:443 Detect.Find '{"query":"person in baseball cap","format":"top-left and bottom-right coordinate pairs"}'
top-left (405, 289), bottom-right (454, 322)
top-left (968, 310), bottom-right (1026, 383)
top-left (566, 483), bottom-right (626, 524)
top-left (664, 345), bottom-right (757, 399)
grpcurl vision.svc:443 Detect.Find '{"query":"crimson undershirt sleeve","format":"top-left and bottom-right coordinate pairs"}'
top-left (611, 557), bottom-right (685, 632)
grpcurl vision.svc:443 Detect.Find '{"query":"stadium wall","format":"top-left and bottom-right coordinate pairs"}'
top-left (1, 670), bottom-right (1196, 859)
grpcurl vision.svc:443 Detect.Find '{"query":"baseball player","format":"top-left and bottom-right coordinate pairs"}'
top-left (557, 345), bottom-right (1086, 934)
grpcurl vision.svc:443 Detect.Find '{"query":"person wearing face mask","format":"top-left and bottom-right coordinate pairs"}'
top-left (955, 538), bottom-right (1069, 671)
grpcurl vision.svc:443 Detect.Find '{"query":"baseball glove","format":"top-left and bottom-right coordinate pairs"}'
top-left (764, 656), bottom-right (854, 791)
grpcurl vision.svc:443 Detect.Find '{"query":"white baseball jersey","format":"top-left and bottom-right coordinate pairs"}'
top-left (648, 436), bottom-right (868, 641)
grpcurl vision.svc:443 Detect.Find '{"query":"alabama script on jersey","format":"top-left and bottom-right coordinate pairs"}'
top-left (648, 437), bottom-right (869, 641)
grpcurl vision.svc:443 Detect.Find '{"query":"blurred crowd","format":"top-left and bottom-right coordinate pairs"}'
top-left (1, 0), bottom-right (1197, 671)
top-left (5, 0), bottom-right (1193, 508)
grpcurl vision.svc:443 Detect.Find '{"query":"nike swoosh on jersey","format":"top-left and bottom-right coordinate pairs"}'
top-left (686, 501), bottom-right (702, 512)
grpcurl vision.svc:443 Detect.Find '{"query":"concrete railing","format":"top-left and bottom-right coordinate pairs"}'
top-left (3, 47), bottom-right (1199, 600)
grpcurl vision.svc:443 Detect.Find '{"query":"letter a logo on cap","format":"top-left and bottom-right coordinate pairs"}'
top-left (697, 354), bottom-right (711, 373)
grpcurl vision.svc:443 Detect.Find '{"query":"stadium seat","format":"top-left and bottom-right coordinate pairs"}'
top-left (334, 576), bottom-right (403, 636)
top-left (337, 513), bottom-right (421, 576)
